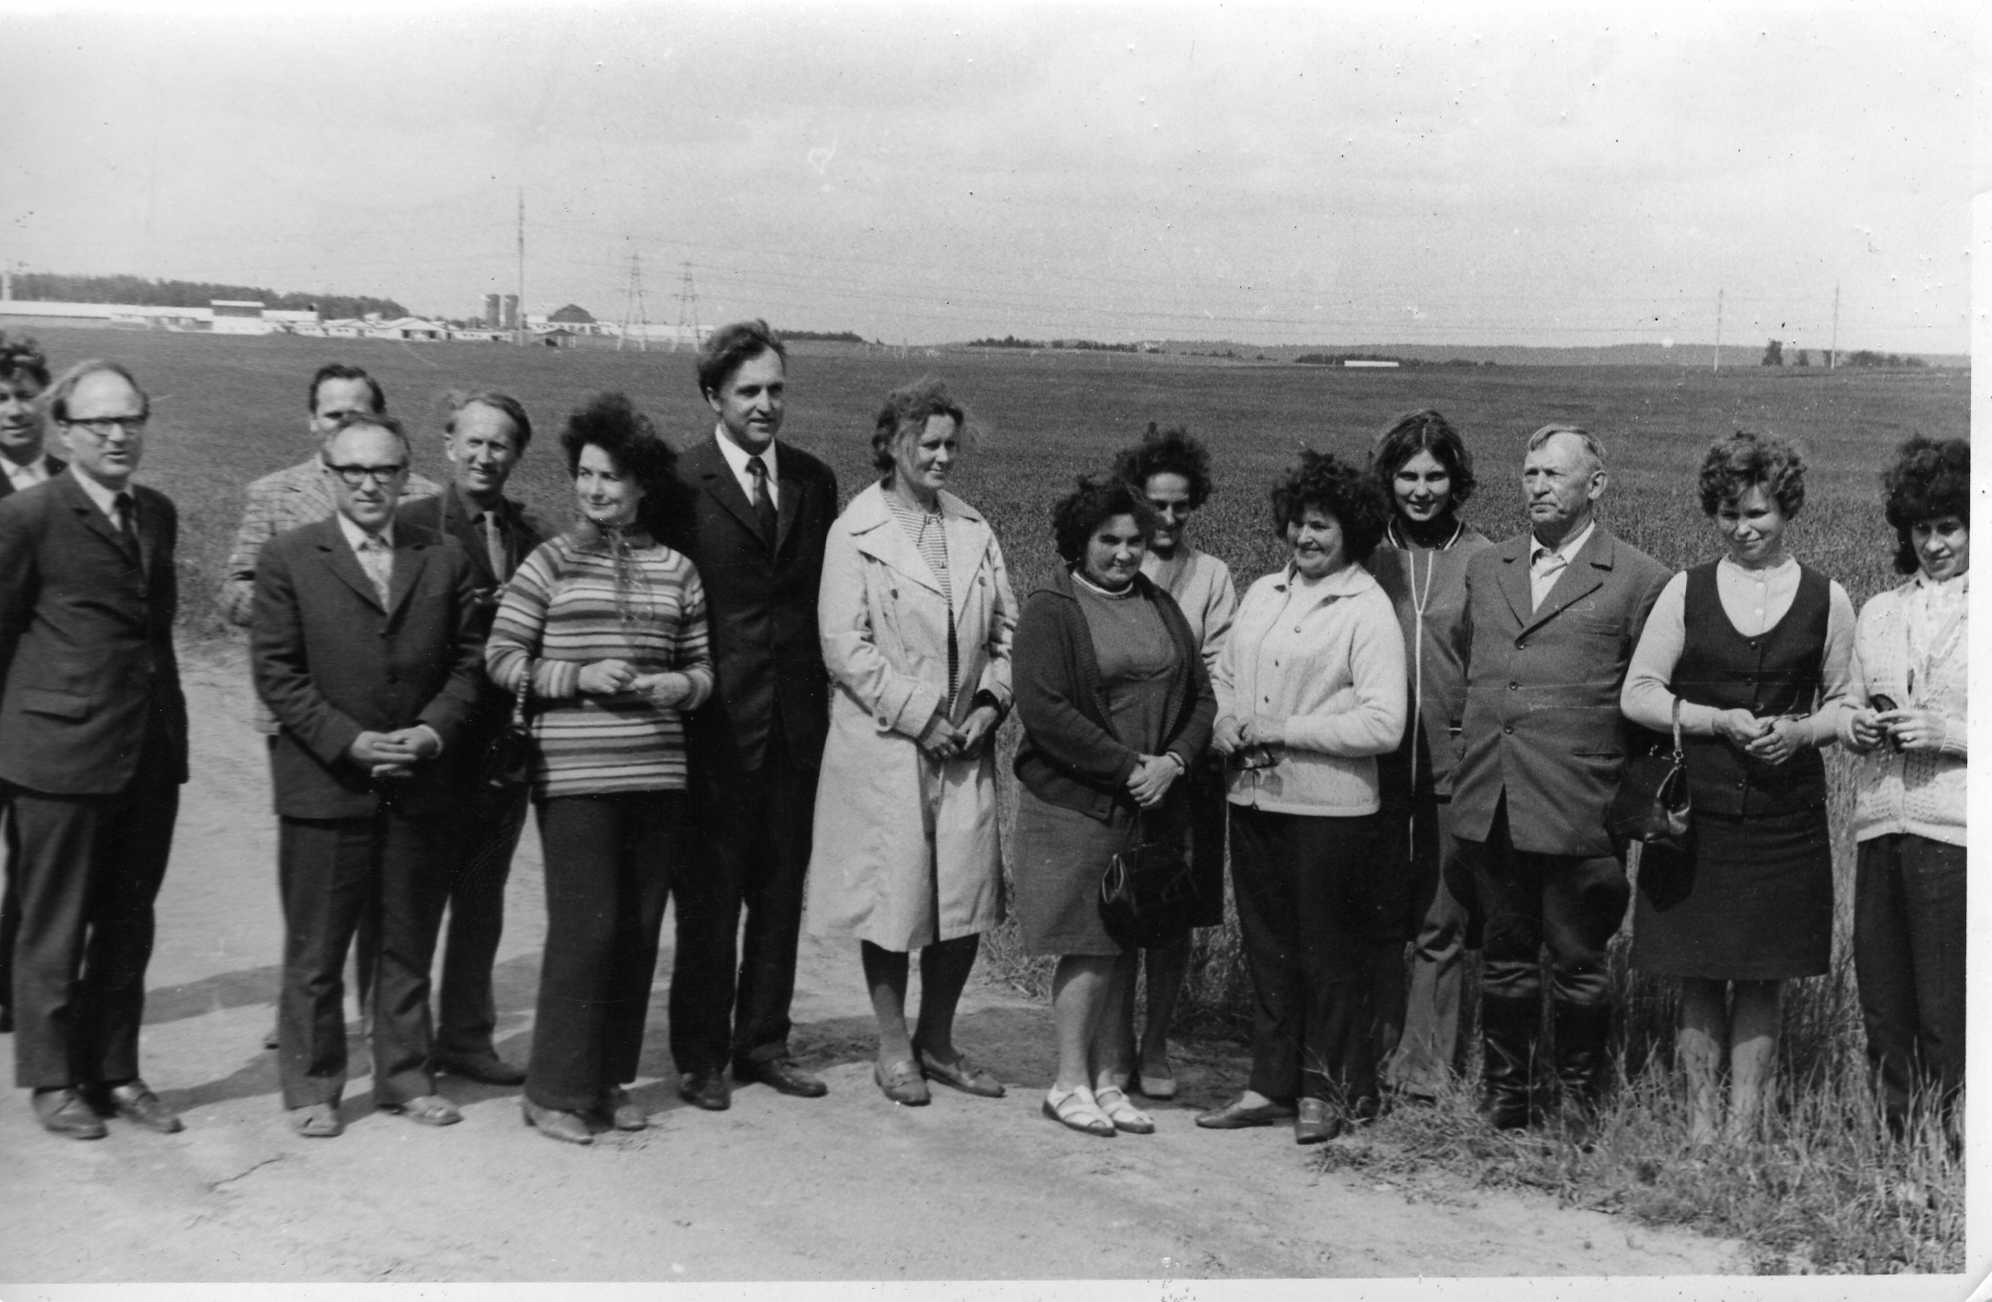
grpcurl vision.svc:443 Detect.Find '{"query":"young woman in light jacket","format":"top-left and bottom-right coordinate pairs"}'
top-left (804, 379), bottom-right (1017, 1107)
top-left (1199, 450), bottom-right (1406, 1144)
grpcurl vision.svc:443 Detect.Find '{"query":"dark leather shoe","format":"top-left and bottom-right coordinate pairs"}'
top-left (601, 1085), bottom-right (648, 1131)
top-left (522, 1098), bottom-right (593, 1145)
top-left (678, 1069), bottom-right (731, 1112)
top-left (1294, 1098), bottom-right (1343, 1145)
top-left (433, 1052), bottom-right (527, 1086)
top-left (33, 1087), bottom-right (107, 1140)
top-left (100, 1080), bottom-right (184, 1134)
top-left (1, 1004), bottom-right (13, 1034)
top-left (736, 1057), bottom-right (827, 1098)
top-left (1194, 1096), bottom-right (1296, 1129)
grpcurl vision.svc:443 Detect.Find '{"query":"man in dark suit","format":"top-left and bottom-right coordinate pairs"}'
top-left (399, 391), bottom-right (550, 1087)
top-left (251, 412), bottom-right (485, 1138)
top-left (1447, 425), bottom-right (1670, 1132)
top-left (0, 334), bottom-right (61, 1037)
top-left (662, 320), bottom-right (839, 1109)
top-left (0, 360), bottom-right (188, 1139)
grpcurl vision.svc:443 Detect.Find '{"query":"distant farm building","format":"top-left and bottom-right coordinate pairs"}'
top-left (548, 303), bottom-right (596, 326)
top-left (210, 299), bottom-right (268, 334)
top-left (1343, 359), bottom-right (1400, 369)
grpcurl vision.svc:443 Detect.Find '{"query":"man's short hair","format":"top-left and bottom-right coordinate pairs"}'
top-left (326, 409), bottom-right (411, 459)
top-left (695, 319), bottom-right (786, 397)
top-left (1525, 423), bottom-right (1607, 475)
top-left (45, 359), bottom-right (148, 424)
top-left (0, 332), bottom-right (51, 390)
top-left (308, 363), bottom-right (386, 415)
top-left (444, 390), bottom-right (532, 451)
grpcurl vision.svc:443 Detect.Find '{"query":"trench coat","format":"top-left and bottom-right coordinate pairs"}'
top-left (804, 482), bottom-right (1018, 950)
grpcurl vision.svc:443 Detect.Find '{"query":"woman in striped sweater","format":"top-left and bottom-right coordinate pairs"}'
top-left (485, 393), bottom-right (713, 1145)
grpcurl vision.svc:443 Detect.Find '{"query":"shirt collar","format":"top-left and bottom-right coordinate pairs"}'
top-left (1912, 569), bottom-right (1969, 597)
top-left (714, 424), bottom-right (778, 483)
top-left (1531, 519), bottom-right (1596, 565)
top-left (3, 453), bottom-right (50, 489)
top-left (336, 510), bottom-right (395, 552)
top-left (1274, 562), bottom-right (1375, 598)
top-left (69, 467), bottom-right (127, 518)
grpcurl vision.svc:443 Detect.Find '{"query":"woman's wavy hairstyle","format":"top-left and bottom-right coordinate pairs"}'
top-left (1369, 409), bottom-right (1475, 512)
top-left (870, 376), bottom-right (968, 476)
top-left (559, 392), bottom-right (678, 532)
top-left (1269, 448), bottom-right (1390, 566)
top-left (1696, 430), bottom-right (1806, 517)
top-left (1050, 473), bottom-right (1159, 567)
top-left (1881, 436), bottom-right (1970, 575)
top-left (1112, 423), bottom-right (1214, 509)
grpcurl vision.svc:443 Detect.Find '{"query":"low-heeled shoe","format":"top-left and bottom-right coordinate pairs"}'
top-left (1194, 1096), bottom-right (1296, 1129)
top-left (1294, 1098), bottom-right (1342, 1144)
top-left (433, 1052), bottom-right (528, 1087)
top-left (735, 1057), bottom-right (827, 1098)
top-left (99, 1080), bottom-right (185, 1134)
top-left (379, 1094), bottom-right (462, 1126)
top-left (916, 1048), bottom-right (1004, 1098)
top-left (34, 1087), bottom-right (107, 1140)
top-left (288, 1102), bottom-right (344, 1138)
top-left (874, 1059), bottom-right (931, 1106)
top-left (678, 1069), bottom-right (732, 1112)
top-left (522, 1099), bottom-right (593, 1145)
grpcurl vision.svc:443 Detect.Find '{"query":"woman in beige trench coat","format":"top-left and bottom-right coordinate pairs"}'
top-left (806, 378), bottom-right (1018, 1107)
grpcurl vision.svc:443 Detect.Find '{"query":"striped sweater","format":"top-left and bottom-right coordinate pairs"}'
top-left (485, 528), bottom-right (714, 797)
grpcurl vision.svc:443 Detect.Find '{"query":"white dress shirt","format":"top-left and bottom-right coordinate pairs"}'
top-left (3, 453), bottom-right (53, 494)
top-left (1528, 519), bottom-right (1595, 609)
top-left (714, 424), bottom-right (779, 510)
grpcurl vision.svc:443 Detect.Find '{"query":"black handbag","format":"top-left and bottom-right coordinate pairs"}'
top-left (1607, 697), bottom-right (1690, 851)
top-left (1098, 803), bottom-right (1198, 949)
top-left (478, 663), bottom-right (533, 792)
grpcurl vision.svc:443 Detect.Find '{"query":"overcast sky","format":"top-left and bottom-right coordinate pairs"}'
top-left (9, 0), bottom-right (1975, 351)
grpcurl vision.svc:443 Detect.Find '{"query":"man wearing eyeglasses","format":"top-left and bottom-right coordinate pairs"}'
top-left (0, 360), bottom-right (188, 1140)
top-left (250, 412), bottom-right (484, 1138)
top-left (217, 363), bottom-right (438, 1050)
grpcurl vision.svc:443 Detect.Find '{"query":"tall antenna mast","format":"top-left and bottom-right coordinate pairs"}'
top-left (673, 261), bottom-right (700, 352)
top-left (618, 250), bottom-right (649, 352)
top-left (514, 188), bottom-right (526, 347)
top-left (1829, 282), bottom-right (1840, 369)
top-left (1712, 288), bottom-right (1723, 373)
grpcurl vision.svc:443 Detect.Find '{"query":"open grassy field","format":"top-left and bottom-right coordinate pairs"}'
top-left (26, 324), bottom-right (1971, 1272)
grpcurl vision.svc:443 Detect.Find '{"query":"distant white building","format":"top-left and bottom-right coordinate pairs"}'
top-left (1343, 359), bottom-right (1401, 369)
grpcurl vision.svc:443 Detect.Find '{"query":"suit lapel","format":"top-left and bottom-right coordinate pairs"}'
top-left (1521, 528), bottom-right (1613, 635)
top-left (55, 473), bottom-right (135, 567)
top-left (850, 487), bottom-right (942, 596)
top-left (313, 520), bottom-right (385, 612)
top-left (385, 531), bottom-right (431, 622)
top-left (1496, 536), bottom-right (1533, 626)
top-left (774, 451), bottom-right (807, 555)
top-left (694, 438), bottom-right (766, 546)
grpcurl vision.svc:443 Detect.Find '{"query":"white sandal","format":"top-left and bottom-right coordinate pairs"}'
top-left (1042, 1084), bottom-right (1116, 1137)
top-left (1092, 1085), bottom-right (1156, 1134)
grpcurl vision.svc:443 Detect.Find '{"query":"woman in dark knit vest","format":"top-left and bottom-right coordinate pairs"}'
top-left (1620, 430), bottom-right (1853, 1144)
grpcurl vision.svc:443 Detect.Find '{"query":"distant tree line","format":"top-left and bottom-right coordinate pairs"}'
top-left (965, 335), bottom-right (1139, 353)
top-left (1762, 338), bottom-right (1927, 369)
top-left (783, 329), bottom-right (870, 344)
top-left (12, 272), bottom-right (407, 321)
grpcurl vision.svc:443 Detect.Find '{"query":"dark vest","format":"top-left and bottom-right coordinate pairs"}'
top-left (1673, 560), bottom-right (1829, 817)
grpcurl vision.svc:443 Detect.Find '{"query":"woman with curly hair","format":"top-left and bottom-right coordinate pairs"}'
top-left (1106, 424), bottom-right (1238, 1101)
top-left (1198, 450), bottom-right (1405, 1143)
top-left (1621, 430), bottom-right (1854, 1143)
top-left (485, 393), bottom-right (713, 1144)
top-left (1364, 410), bottom-right (1492, 1104)
top-left (1837, 436), bottom-right (1968, 1142)
top-left (806, 378), bottom-right (1017, 1107)
top-left (1012, 474), bottom-right (1214, 1137)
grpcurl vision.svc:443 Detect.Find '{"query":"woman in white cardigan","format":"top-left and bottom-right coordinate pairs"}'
top-left (1837, 436), bottom-right (1969, 1142)
top-left (805, 379), bottom-right (1018, 1107)
top-left (1197, 450), bottom-right (1406, 1144)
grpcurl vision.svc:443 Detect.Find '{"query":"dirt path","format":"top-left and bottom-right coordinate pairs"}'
top-left (1, 647), bottom-right (1741, 1283)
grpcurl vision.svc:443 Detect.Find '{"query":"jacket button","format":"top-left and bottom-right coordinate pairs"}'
top-left (1516, 640), bottom-right (1528, 650)
top-left (1503, 725), bottom-right (1514, 735)
top-left (1508, 682), bottom-right (1518, 691)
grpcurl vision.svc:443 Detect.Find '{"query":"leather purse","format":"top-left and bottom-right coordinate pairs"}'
top-left (1098, 801), bottom-right (1198, 949)
top-left (478, 664), bottom-right (534, 792)
top-left (1607, 696), bottom-right (1690, 850)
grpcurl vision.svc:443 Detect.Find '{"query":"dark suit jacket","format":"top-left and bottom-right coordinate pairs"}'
top-left (659, 435), bottom-right (838, 773)
top-left (1449, 524), bottom-right (1670, 858)
top-left (0, 471), bottom-right (188, 795)
top-left (0, 455), bottom-right (66, 500)
top-left (250, 515), bottom-right (485, 820)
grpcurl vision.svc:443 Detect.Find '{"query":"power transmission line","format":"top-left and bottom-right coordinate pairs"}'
top-left (673, 261), bottom-right (699, 352)
top-left (617, 250), bottom-right (649, 352)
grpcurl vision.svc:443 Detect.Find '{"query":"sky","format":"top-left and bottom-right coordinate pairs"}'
top-left (8, 0), bottom-right (1977, 352)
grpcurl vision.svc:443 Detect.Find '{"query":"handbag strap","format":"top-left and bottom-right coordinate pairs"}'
top-left (1670, 695), bottom-right (1684, 763)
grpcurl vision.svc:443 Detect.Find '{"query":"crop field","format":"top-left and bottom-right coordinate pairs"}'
top-left (24, 324), bottom-right (1971, 1272)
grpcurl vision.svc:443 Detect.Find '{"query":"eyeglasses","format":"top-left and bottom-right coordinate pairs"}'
top-left (322, 460), bottom-right (409, 487)
top-left (62, 415), bottom-right (148, 437)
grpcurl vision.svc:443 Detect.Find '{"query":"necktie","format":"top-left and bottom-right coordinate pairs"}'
top-left (747, 455), bottom-right (777, 549)
top-left (482, 510), bottom-right (508, 580)
top-left (1530, 545), bottom-right (1567, 610)
top-left (358, 536), bottom-right (392, 608)
top-left (113, 491), bottom-right (141, 563)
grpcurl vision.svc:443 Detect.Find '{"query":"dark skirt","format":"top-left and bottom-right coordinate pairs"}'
top-left (1631, 807), bottom-right (1832, 979)
top-left (1184, 755), bottom-right (1228, 929)
top-left (1012, 789), bottom-right (1133, 957)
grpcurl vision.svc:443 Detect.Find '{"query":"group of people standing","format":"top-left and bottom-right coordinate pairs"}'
top-left (0, 321), bottom-right (1966, 1159)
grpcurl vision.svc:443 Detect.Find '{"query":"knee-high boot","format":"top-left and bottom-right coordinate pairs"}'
top-left (1552, 1000), bottom-right (1614, 1127)
top-left (1477, 993), bottom-right (1538, 1130)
